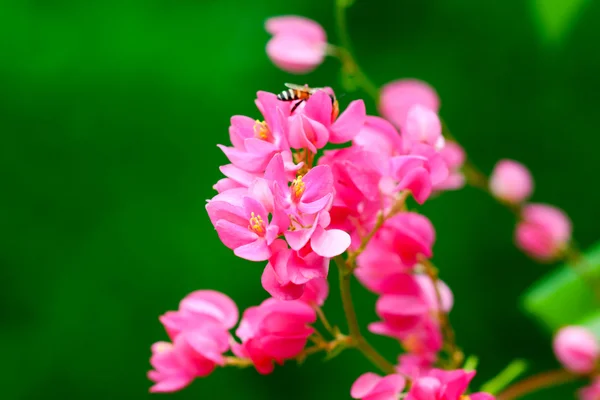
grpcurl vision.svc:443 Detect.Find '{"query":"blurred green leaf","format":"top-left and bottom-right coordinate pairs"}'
top-left (522, 241), bottom-right (600, 333)
top-left (480, 359), bottom-right (528, 395)
top-left (530, 0), bottom-right (589, 44)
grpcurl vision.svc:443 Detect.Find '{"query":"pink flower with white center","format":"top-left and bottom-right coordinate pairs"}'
top-left (404, 105), bottom-right (445, 151)
top-left (261, 239), bottom-right (329, 300)
top-left (298, 277), bottom-right (329, 307)
top-left (553, 326), bottom-right (599, 374)
top-left (515, 203), bottom-right (572, 261)
top-left (434, 141), bottom-right (466, 192)
top-left (351, 372), bottom-right (406, 400)
top-left (265, 16), bottom-right (328, 74)
top-left (580, 377), bottom-right (600, 400)
top-left (232, 298), bottom-right (316, 374)
top-left (406, 369), bottom-right (493, 400)
top-left (380, 79), bottom-right (440, 129)
top-left (489, 159), bottom-right (533, 204)
top-left (206, 189), bottom-right (284, 261)
top-left (288, 90), bottom-right (366, 152)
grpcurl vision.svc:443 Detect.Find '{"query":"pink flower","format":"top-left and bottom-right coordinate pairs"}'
top-left (261, 240), bottom-right (329, 300)
top-left (233, 298), bottom-right (316, 374)
top-left (374, 212), bottom-right (435, 267)
top-left (406, 369), bottom-right (493, 400)
top-left (218, 92), bottom-right (299, 175)
top-left (404, 105), bottom-right (445, 150)
top-left (579, 377), bottom-right (600, 400)
top-left (350, 372), bottom-right (406, 400)
top-left (553, 326), bottom-right (599, 374)
top-left (489, 159), bottom-right (533, 204)
top-left (206, 189), bottom-right (283, 261)
top-left (160, 290), bottom-right (239, 339)
top-left (380, 79), bottom-right (440, 129)
top-left (434, 142), bottom-right (465, 191)
top-left (149, 290), bottom-right (238, 393)
top-left (515, 203), bottom-right (572, 261)
top-left (148, 338), bottom-right (217, 393)
top-left (265, 16), bottom-right (328, 74)
top-left (288, 90), bottom-right (366, 152)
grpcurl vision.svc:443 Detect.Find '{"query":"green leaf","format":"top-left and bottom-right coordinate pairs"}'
top-left (530, 0), bottom-right (589, 45)
top-left (522, 241), bottom-right (600, 334)
top-left (323, 343), bottom-right (346, 362)
top-left (480, 359), bottom-right (528, 395)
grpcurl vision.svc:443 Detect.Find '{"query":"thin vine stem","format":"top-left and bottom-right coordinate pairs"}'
top-left (334, 255), bottom-right (397, 375)
top-left (495, 369), bottom-right (579, 400)
top-left (333, 0), bottom-right (380, 101)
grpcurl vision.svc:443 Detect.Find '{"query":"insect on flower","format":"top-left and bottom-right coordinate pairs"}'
top-left (277, 83), bottom-right (339, 119)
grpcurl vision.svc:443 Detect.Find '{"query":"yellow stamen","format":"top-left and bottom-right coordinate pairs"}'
top-left (248, 212), bottom-right (266, 235)
top-left (253, 120), bottom-right (270, 141)
top-left (291, 175), bottom-right (306, 199)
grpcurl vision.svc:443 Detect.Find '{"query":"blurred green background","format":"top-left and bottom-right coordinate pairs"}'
top-left (2, 0), bottom-right (599, 399)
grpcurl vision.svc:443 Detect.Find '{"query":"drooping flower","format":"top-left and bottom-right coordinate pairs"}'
top-left (265, 16), bottom-right (328, 74)
top-left (350, 372), bottom-right (406, 400)
top-left (206, 189), bottom-right (284, 261)
top-left (553, 326), bottom-right (599, 374)
top-left (489, 159), bottom-right (533, 204)
top-left (232, 298), bottom-right (316, 374)
top-left (515, 203), bottom-right (572, 261)
top-left (149, 290), bottom-right (238, 393)
top-left (148, 338), bottom-right (218, 393)
top-left (379, 79), bottom-right (440, 129)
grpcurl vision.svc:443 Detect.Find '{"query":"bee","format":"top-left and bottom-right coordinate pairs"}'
top-left (277, 83), bottom-right (339, 118)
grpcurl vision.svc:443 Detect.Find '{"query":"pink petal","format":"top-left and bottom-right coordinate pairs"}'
top-left (351, 373), bottom-right (382, 399)
top-left (266, 35), bottom-right (325, 74)
top-left (229, 115), bottom-right (256, 148)
top-left (310, 226), bottom-right (351, 257)
top-left (180, 290), bottom-right (239, 330)
top-left (302, 165), bottom-right (334, 201)
top-left (303, 90), bottom-right (333, 127)
top-left (215, 220), bottom-right (257, 249)
top-left (262, 263), bottom-right (305, 300)
top-left (219, 164), bottom-right (258, 188)
top-left (264, 153), bottom-right (288, 189)
top-left (265, 16), bottom-right (326, 42)
top-left (149, 376), bottom-right (194, 393)
top-left (379, 79), bottom-right (440, 129)
top-left (205, 200), bottom-right (247, 227)
top-left (330, 100), bottom-right (366, 143)
top-left (234, 238), bottom-right (271, 262)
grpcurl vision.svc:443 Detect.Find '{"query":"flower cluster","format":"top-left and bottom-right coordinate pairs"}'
top-left (147, 10), bottom-right (597, 400)
top-left (148, 286), bottom-right (326, 391)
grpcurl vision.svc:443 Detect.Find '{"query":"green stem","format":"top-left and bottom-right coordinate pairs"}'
top-left (495, 369), bottom-right (579, 400)
top-left (333, 0), bottom-right (380, 102)
top-left (480, 359), bottom-right (528, 395)
top-left (334, 255), bottom-right (396, 375)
